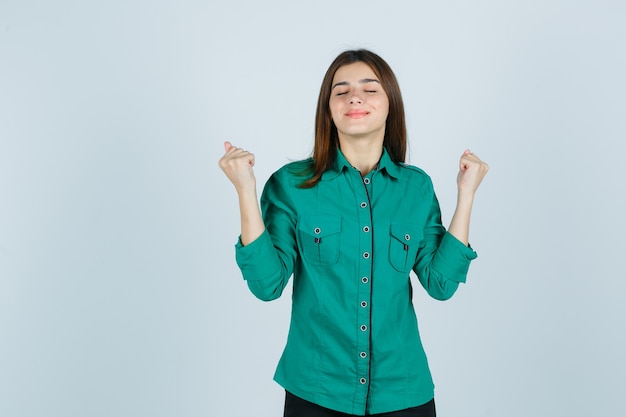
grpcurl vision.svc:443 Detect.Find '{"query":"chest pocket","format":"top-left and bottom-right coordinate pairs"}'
top-left (389, 224), bottom-right (423, 273)
top-left (297, 216), bottom-right (341, 266)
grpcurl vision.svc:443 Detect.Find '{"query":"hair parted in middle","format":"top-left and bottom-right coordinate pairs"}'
top-left (299, 49), bottom-right (407, 188)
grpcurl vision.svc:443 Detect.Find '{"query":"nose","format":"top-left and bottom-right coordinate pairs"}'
top-left (349, 92), bottom-right (363, 104)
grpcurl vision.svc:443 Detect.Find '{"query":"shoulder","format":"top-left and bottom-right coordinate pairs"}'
top-left (267, 158), bottom-right (314, 188)
top-left (395, 162), bottom-right (434, 185)
top-left (389, 162), bottom-right (437, 199)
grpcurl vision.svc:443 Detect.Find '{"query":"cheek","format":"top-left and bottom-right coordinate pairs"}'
top-left (380, 99), bottom-right (390, 119)
top-left (329, 101), bottom-right (342, 119)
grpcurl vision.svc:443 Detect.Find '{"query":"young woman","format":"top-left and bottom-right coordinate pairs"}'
top-left (218, 49), bottom-right (488, 417)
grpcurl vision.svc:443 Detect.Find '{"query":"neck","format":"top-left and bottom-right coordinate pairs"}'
top-left (338, 135), bottom-right (384, 176)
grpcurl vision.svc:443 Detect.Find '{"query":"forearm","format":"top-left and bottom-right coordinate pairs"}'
top-left (448, 149), bottom-right (488, 245)
top-left (218, 141), bottom-right (265, 245)
top-left (237, 186), bottom-right (266, 246)
top-left (447, 191), bottom-right (474, 246)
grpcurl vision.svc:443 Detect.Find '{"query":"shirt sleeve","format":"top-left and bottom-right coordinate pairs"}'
top-left (234, 170), bottom-right (298, 301)
top-left (412, 180), bottom-right (477, 301)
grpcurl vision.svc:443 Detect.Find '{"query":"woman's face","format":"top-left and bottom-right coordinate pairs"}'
top-left (329, 62), bottom-right (389, 143)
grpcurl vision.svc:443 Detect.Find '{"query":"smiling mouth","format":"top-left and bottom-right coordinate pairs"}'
top-left (346, 111), bottom-right (369, 119)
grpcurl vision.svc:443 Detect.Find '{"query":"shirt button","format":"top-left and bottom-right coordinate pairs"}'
top-left (363, 226), bottom-right (370, 233)
top-left (360, 378), bottom-right (367, 384)
top-left (361, 301), bottom-right (367, 308)
top-left (404, 233), bottom-right (410, 241)
top-left (314, 227), bottom-right (321, 235)
top-left (360, 352), bottom-right (367, 358)
top-left (363, 252), bottom-right (370, 259)
top-left (361, 277), bottom-right (368, 284)
top-left (360, 202), bottom-right (367, 208)
top-left (360, 325), bottom-right (367, 332)
top-left (363, 178), bottom-right (370, 185)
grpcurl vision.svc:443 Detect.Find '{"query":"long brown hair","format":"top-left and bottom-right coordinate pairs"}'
top-left (299, 49), bottom-right (407, 188)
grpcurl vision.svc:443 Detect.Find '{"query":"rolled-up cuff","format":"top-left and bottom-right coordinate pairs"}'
top-left (431, 232), bottom-right (478, 283)
top-left (235, 230), bottom-right (281, 281)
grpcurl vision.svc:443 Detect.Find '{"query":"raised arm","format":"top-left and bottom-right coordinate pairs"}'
top-left (218, 141), bottom-right (265, 245)
top-left (447, 150), bottom-right (489, 245)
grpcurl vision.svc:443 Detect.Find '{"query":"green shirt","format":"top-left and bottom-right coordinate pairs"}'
top-left (235, 148), bottom-right (477, 415)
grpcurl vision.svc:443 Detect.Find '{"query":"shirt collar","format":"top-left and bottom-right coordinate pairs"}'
top-left (321, 147), bottom-right (402, 181)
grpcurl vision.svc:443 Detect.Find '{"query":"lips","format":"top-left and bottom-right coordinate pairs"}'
top-left (345, 110), bottom-right (369, 119)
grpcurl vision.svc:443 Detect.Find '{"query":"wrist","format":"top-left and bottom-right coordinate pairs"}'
top-left (456, 189), bottom-right (475, 205)
top-left (236, 182), bottom-right (257, 197)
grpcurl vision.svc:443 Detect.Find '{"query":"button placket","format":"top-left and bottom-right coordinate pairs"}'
top-left (354, 170), bottom-right (372, 396)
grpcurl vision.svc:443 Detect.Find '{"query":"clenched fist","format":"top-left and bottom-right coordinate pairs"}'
top-left (457, 149), bottom-right (489, 196)
top-left (218, 141), bottom-right (257, 192)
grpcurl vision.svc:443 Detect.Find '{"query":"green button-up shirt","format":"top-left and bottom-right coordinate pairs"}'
top-left (235, 148), bottom-right (477, 415)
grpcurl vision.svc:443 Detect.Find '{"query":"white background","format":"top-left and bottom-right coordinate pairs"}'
top-left (1, 1), bottom-right (625, 416)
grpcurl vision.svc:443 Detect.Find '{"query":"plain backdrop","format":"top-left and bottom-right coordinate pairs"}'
top-left (1, 1), bottom-right (625, 416)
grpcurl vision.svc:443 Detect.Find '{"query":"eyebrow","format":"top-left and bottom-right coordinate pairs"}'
top-left (332, 78), bottom-right (380, 90)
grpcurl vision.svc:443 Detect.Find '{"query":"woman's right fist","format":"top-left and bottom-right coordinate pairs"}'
top-left (218, 141), bottom-right (257, 191)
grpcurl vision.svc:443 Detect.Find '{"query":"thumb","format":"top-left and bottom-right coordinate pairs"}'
top-left (460, 149), bottom-right (470, 170)
top-left (224, 141), bottom-right (233, 152)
